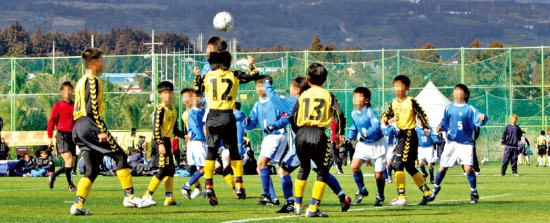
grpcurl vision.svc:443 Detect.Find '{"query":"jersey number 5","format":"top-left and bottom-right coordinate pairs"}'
top-left (210, 78), bottom-right (233, 101)
top-left (303, 98), bottom-right (326, 121)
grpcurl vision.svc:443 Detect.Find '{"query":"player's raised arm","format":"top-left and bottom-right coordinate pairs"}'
top-left (235, 56), bottom-right (260, 84)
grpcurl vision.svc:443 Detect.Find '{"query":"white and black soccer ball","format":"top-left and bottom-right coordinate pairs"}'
top-left (213, 11), bottom-right (234, 32)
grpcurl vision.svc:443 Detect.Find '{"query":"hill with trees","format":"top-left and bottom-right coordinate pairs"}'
top-left (0, 0), bottom-right (550, 56)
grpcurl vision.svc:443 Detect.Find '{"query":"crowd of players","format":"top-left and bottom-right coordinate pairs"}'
top-left (35, 36), bottom-right (511, 218)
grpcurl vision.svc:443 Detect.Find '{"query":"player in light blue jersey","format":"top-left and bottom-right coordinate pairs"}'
top-left (344, 87), bottom-right (386, 206)
top-left (234, 102), bottom-right (246, 157)
top-left (415, 120), bottom-right (440, 184)
top-left (246, 76), bottom-right (289, 206)
top-left (180, 91), bottom-right (208, 200)
top-left (428, 84), bottom-right (488, 204)
top-left (382, 124), bottom-right (398, 184)
top-left (264, 76), bottom-right (351, 213)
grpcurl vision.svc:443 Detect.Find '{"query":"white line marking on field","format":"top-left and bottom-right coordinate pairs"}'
top-left (222, 215), bottom-right (297, 223)
top-left (223, 193), bottom-right (514, 222)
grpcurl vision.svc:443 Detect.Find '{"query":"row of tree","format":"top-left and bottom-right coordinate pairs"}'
top-left (0, 22), bottom-right (195, 57)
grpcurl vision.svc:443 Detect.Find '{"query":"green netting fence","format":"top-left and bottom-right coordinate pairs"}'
top-left (1, 47), bottom-right (550, 161)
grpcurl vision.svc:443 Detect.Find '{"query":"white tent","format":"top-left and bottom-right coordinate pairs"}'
top-left (415, 81), bottom-right (452, 128)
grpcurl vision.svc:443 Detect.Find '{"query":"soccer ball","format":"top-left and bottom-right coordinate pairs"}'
top-left (213, 11), bottom-right (234, 32)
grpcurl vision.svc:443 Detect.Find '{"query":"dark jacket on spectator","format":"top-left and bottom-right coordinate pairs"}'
top-left (15, 157), bottom-right (36, 173)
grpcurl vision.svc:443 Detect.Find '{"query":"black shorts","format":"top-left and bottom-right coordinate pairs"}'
top-left (72, 116), bottom-right (122, 154)
top-left (205, 110), bottom-right (240, 160)
top-left (150, 137), bottom-right (175, 170)
top-left (538, 149), bottom-right (546, 156)
top-left (395, 129), bottom-right (418, 164)
top-left (56, 131), bottom-right (76, 156)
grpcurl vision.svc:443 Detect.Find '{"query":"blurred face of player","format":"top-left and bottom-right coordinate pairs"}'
top-left (23, 154), bottom-right (30, 162)
top-left (353, 92), bottom-right (369, 110)
top-left (182, 92), bottom-right (192, 108)
top-left (393, 80), bottom-right (408, 99)
top-left (289, 83), bottom-right (300, 97)
top-left (61, 85), bottom-right (72, 102)
top-left (205, 44), bottom-right (218, 59)
top-left (159, 90), bottom-right (173, 105)
top-left (88, 57), bottom-right (104, 74)
top-left (453, 87), bottom-right (467, 103)
top-left (510, 116), bottom-right (517, 125)
top-left (256, 82), bottom-right (266, 98)
top-left (192, 92), bottom-right (202, 108)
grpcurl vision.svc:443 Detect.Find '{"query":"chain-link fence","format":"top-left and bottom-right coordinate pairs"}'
top-left (1, 47), bottom-right (549, 160)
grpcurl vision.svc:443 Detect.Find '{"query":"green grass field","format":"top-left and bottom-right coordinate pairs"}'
top-left (0, 163), bottom-right (548, 222)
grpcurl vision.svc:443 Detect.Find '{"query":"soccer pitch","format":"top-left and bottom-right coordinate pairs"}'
top-left (0, 164), bottom-right (547, 222)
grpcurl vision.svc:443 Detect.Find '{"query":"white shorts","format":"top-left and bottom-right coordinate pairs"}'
top-left (260, 134), bottom-right (288, 163)
top-left (187, 140), bottom-right (207, 167)
top-left (418, 146), bottom-right (435, 164)
top-left (281, 142), bottom-right (300, 170)
top-left (439, 141), bottom-right (474, 168)
top-left (386, 145), bottom-right (395, 161)
top-left (353, 138), bottom-right (386, 172)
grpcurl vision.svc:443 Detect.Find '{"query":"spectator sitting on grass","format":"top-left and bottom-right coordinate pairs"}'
top-left (15, 153), bottom-right (36, 177)
top-left (128, 150), bottom-right (144, 165)
top-left (33, 148), bottom-right (54, 177)
top-left (0, 138), bottom-right (8, 160)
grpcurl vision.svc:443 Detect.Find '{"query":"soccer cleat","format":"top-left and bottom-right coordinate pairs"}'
top-left (181, 186), bottom-right (192, 199)
top-left (386, 177), bottom-right (393, 184)
top-left (336, 171), bottom-right (343, 175)
top-left (235, 187), bottom-right (246, 199)
top-left (373, 194), bottom-right (384, 206)
top-left (418, 196), bottom-right (429, 205)
top-left (48, 176), bottom-right (55, 189)
top-left (427, 186), bottom-right (440, 202)
top-left (276, 201), bottom-right (295, 213)
top-left (305, 208), bottom-right (328, 217)
top-left (70, 205), bottom-right (93, 216)
top-left (68, 184), bottom-right (76, 192)
top-left (294, 204), bottom-right (304, 216)
top-left (470, 191), bottom-right (479, 204)
top-left (341, 195), bottom-right (351, 212)
top-left (164, 199), bottom-right (181, 206)
top-left (205, 187), bottom-right (218, 206)
top-left (353, 190), bottom-right (368, 205)
top-left (512, 172), bottom-right (519, 177)
top-left (389, 197), bottom-right (407, 206)
top-left (190, 187), bottom-right (203, 199)
top-left (123, 195), bottom-right (142, 208)
top-left (139, 195), bottom-right (156, 208)
top-left (271, 199), bottom-right (280, 206)
top-left (257, 194), bottom-right (272, 205)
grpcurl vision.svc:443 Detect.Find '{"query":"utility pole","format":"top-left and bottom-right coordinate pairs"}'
top-left (52, 41), bottom-right (55, 75)
top-left (143, 30), bottom-right (163, 105)
top-left (91, 35), bottom-right (95, 48)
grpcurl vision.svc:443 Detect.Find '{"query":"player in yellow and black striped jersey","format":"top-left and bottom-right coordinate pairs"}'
top-left (194, 50), bottom-right (260, 206)
top-left (289, 63), bottom-right (346, 218)
top-left (380, 75), bottom-right (432, 206)
top-left (70, 48), bottom-right (139, 216)
top-left (139, 81), bottom-right (186, 208)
